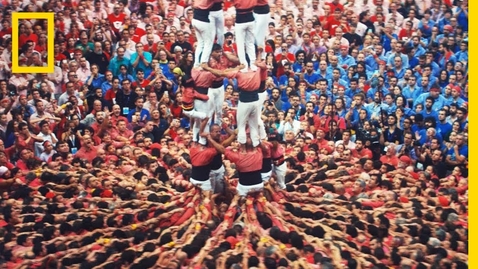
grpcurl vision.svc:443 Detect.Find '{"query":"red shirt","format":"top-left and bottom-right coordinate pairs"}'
top-left (193, 0), bottom-right (215, 9)
top-left (19, 33), bottom-right (38, 48)
top-left (225, 147), bottom-right (263, 172)
top-left (132, 79), bottom-right (151, 89)
top-left (327, 1), bottom-right (344, 12)
top-left (233, 0), bottom-right (257, 9)
top-left (144, 43), bottom-right (159, 54)
top-left (190, 145), bottom-right (217, 166)
top-left (0, 27), bottom-right (11, 39)
top-left (354, 148), bottom-right (373, 159)
top-left (226, 69), bottom-right (262, 91)
top-left (108, 13), bottom-right (127, 33)
top-left (191, 68), bottom-right (217, 88)
top-left (75, 145), bottom-right (99, 163)
top-left (170, 103), bottom-right (183, 118)
top-left (380, 155), bottom-right (399, 168)
top-left (105, 88), bottom-right (118, 101)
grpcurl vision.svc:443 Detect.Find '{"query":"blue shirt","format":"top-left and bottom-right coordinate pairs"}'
top-left (127, 108), bottom-right (151, 122)
top-left (380, 33), bottom-right (398, 52)
top-left (386, 53), bottom-right (409, 69)
top-left (85, 74), bottom-right (106, 90)
top-left (436, 121), bottom-right (452, 137)
top-left (118, 73), bottom-right (135, 84)
top-left (108, 56), bottom-right (131, 76)
top-left (303, 72), bottom-right (320, 88)
top-left (130, 52), bottom-right (153, 79)
top-left (101, 81), bottom-right (113, 95)
top-left (447, 145), bottom-right (468, 161)
top-left (418, 20), bottom-right (434, 38)
top-left (402, 86), bottom-right (423, 102)
top-left (337, 55), bottom-right (356, 68)
top-left (364, 54), bottom-right (387, 71)
top-left (455, 51), bottom-right (468, 62)
top-left (414, 93), bottom-right (447, 111)
top-left (420, 109), bottom-right (439, 121)
top-left (292, 62), bottom-right (305, 73)
top-left (413, 45), bottom-right (427, 58)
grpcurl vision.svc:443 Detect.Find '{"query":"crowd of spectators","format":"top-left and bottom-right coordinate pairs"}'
top-left (0, 0), bottom-right (469, 268)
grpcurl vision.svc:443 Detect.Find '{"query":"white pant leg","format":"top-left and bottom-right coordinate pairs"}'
top-left (234, 22), bottom-right (252, 68)
top-left (272, 162), bottom-right (287, 189)
top-left (257, 91), bottom-right (268, 140)
top-left (190, 177), bottom-right (213, 191)
top-left (210, 85), bottom-right (225, 125)
top-left (261, 170), bottom-right (272, 182)
top-left (192, 19), bottom-right (215, 65)
top-left (209, 10), bottom-right (225, 46)
top-left (183, 109), bottom-right (207, 120)
top-left (244, 22), bottom-right (257, 67)
top-left (253, 13), bottom-right (269, 53)
top-left (193, 98), bottom-right (212, 144)
top-left (192, 19), bottom-right (208, 66)
top-left (210, 165), bottom-right (225, 193)
top-left (247, 100), bottom-right (260, 147)
top-left (236, 100), bottom-right (253, 144)
top-left (237, 182), bottom-right (264, 196)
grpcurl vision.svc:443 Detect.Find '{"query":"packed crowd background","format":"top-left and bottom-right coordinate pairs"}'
top-left (0, 0), bottom-right (470, 268)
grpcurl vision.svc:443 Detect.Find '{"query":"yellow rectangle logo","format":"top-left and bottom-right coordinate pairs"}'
top-left (11, 12), bottom-right (55, 74)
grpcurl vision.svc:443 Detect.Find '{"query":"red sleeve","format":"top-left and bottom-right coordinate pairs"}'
top-left (225, 148), bottom-right (239, 163)
top-left (338, 118), bottom-right (346, 130)
top-left (16, 137), bottom-right (27, 148)
top-left (456, 185), bottom-right (468, 195)
top-left (361, 200), bottom-right (384, 208)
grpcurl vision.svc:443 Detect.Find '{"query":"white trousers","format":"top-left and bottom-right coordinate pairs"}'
top-left (209, 10), bottom-right (225, 46)
top-left (183, 109), bottom-right (207, 120)
top-left (234, 21), bottom-right (256, 69)
top-left (236, 100), bottom-right (260, 147)
top-left (257, 91), bottom-right (268, 140)
top-left (261, 170), bottom-right (272, 182)
top-left (190, 177), bottom-right (212, 191)
top-left (253, 12), bottom-right (269, 59)
top-left (192, 19), bottom-right (215, 65)
top-left (208, 85), bottom-right (225, 125)
top-left (210, 165), bottom-right (225, 193)
top-left (192, 97), bottom-right (214, 145)
top-left (237, 182), bottom-right (264, 196)
top-left (272, 161), bottom-right (287, 189)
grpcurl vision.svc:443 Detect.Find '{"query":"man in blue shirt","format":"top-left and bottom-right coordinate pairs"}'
top-left (436, 109), bottom-right (452, 138)
top-left (419, 96), bottom-right (439, 121)
top-left (455, 41), bottom-right (468, 62)
top-left (415, 87), bottom-right (447, 112)
top-left (302, 62), bottom-right (320, 91)
top-left (85, 64), bottom-right (105, 91)
top-left (127, 97), bottom-right (151, 123)
top-left (130, 43), bottom-right (153, 80)
top-left (108, 47), bottom-right (131, 76)
top-left (445, 133), bottom-right (468, 168)
top-left (338, 45), bottom-right (356, 68)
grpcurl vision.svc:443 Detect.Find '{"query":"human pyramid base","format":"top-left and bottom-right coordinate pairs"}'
top-left (5, 0), bottom-right (468, 268)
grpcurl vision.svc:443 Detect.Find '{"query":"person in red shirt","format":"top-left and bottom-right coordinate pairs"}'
top-left (189, 119), bottom-right (225, 191)
top-left (18, 23), bottom-right (38, 48)
top-left (74, 134), bottom-right (99, 163)
top-left (223, 32), bottom-right (238, 54)
top-left (0, 19), bottom-right (12, 39)
top-left (323, 8), bottom-right (342, 35)
top-left (131, 69), bottom-right (151, 89)
top-left (225, 135), bottom-right (264, 196)
top-left (327, 0), bottom-right (344, 13)
top-left (108, 4), bottom-right (127, 34)
top-left (380, 146), bottom-right (399, 168)
top-left (354, 139), bottom-right (373, 159)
